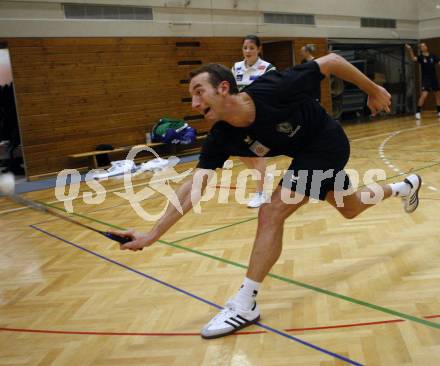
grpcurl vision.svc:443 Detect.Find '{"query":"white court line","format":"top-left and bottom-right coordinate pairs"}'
top-left (377, 123), bottom-right (439, 190)
top-left (352, 121), bottom-right (439, 142)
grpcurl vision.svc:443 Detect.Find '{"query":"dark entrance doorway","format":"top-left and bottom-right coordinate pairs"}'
top-left (0, 46), bottom-right (23, 175)
top-left (262, 40), bottom-right (294, 70)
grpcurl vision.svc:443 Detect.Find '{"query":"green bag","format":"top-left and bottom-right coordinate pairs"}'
top-left (151, 118), bottom-right (188, 142)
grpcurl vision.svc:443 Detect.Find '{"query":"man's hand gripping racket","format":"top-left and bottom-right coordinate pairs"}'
top-left (107, 229), bottom-right (157, 251)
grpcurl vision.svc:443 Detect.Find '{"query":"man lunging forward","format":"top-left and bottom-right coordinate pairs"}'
top-left (110, 53), bottom-right (422, 339)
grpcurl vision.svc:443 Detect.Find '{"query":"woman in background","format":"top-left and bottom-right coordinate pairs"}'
top-left (232, 35), bottom-right (276, 208)
top-left (405, 42), bottom-right (440, 120)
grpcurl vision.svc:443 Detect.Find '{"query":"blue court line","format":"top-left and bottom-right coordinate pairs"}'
top-left (30, 225), bottom-right (363, 366)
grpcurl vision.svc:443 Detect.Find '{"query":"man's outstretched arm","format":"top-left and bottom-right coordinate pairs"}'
top-left (316, 53), bottom-right (391, 116)
top-left (108, 168), bottom-right (214, 251)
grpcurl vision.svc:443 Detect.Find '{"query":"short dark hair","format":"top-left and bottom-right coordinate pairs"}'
top-left (189, 63), bottom-right (239, 94)
top-left (243, 34), bottom-right (261, 48)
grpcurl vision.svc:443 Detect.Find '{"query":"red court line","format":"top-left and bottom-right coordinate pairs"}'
top-left (213, 185), bottom-right (238, 190)
top-left (0, 328), bottom-right (200, 336)
top-left (2, 315), bottom-right (438, 337)
top-left (286, 319), bottom-right (403, 331)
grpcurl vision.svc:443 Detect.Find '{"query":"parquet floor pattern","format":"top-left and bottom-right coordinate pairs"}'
top-left (1, 115), bottom-right (440, 365)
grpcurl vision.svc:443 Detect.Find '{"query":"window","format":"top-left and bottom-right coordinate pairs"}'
top-left (64, 4), bottom-right (153, 20)
top-left (361, 17), bottom-right (396, 29)
top-left (263, 13), bottom-right (315, 25)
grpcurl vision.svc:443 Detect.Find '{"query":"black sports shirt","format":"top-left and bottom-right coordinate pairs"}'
top-left (301, 58), bottom-right (321, 102)
top-left (417, 54), bottom-right (439, 81)
top-left (197, 61), bottom-right (336, 170)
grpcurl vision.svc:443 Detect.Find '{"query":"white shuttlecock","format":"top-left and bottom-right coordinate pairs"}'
top-left (0, 172), bottom-right (15, 195)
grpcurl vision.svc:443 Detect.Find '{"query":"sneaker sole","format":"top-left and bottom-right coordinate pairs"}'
top-left (201, 315), bottom-right (261, 340)
top-left (247, 201), bottom-right (267, 208)
top-left (405, 174), bottom-right (422, 213)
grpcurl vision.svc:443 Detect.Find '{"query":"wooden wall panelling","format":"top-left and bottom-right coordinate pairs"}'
top-left (1, 36), bottom-right (329, 178)
top-left (262, 40), bottom-right (295, 71)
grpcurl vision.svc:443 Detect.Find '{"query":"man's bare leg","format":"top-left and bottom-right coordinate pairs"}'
top-left (326, 174), bottom-right (422, 219)
top-left (326, 184), bottom-right (392, 218)
top-left (246, 187), bottom-right (308, 281)
top-left (201, 174), bottom-right (422, 339)
top-left (201, 186), bottom-right (308, 339)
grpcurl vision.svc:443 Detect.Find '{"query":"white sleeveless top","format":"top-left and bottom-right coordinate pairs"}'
top-left (231, 58), bottom-right (276, 91)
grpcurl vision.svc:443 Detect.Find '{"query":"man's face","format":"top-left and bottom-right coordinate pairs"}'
top-left (300, 46), bottom-right (307, 59)
top-left (189, 72), bottom-right (227, 124)
top-left (420, 43), bottom-right (428, 53)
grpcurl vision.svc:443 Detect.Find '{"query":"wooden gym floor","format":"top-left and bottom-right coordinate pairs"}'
top-left (1, 115), bottom-right (440, 366)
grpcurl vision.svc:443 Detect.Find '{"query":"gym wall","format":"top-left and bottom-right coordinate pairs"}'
top-left (2, 0), bottom-right (439, 179)
top-left (418, 1), bottom-right (440, 39)
top-left (0, 0), bottom-right (423, 39)
top-left (1, 36), bottom-right (329, 179)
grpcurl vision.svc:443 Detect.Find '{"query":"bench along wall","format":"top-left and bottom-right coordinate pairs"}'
top-left (1, 37), bottom-right (330, 179)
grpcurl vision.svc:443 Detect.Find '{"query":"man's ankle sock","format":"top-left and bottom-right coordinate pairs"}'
top-left (389, 181), bottom-right (410, 197)
top-left (232, 277), bottom-right (261, 310)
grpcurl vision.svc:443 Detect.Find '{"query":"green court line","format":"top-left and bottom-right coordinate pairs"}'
top-left (42, 203), bottom-right (440, 330)
top-left (172, 217), bottom-right (257, 243)
top-left (354, 162), bottom-right (440, 188)
top-left (350, 156), bottom-right (439, 163)
top-left (133, 161), bottom-right (440, 246)
top-left (150, 241), bottom-right (440, 330)
top-left (157, 162), bottom-right (440, 246)
top-left (39, 158), bottom-right (440, 331)
top-left (351, 147), bottom-right (440, 154)
top-left (402, 161), bottom-right (440, 173)
top-left (42, 160), bottom-right (440, 238)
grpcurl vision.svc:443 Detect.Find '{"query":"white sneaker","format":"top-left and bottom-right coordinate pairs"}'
top-left (401, 174), bottom-right (422, 213)
top-left (437, 111), bottom-right (440, 118)
top-left (201, 299), bottom-right (260, 339)
top-left (247, 192), bottom-right (268, 208)
top-left (93, 160), bottom-right (136, 179)
top-left (415, 112), bottom-right (421, 120)
top-left (139, 158), bottom-right (171, 172)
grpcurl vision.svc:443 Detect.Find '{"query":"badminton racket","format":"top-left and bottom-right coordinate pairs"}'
top-left (9, 194), bottom-right (132, 245)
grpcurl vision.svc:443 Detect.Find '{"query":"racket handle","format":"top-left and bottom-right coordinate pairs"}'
top-left (101, 232), bottom-right (144, 250)
top-left (103, 232), bottom-right (132, 244)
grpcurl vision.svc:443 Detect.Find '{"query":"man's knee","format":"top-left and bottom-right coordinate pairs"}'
top-left (258, 203), bottom-right (281, 226)
top-left (258, 197), bottom-right (305, 226)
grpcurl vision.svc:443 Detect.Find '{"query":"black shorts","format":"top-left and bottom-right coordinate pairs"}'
top-left (421, 78), bottom-right (439, 92)
top-left (279, 123), bottom-right (351, 201)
